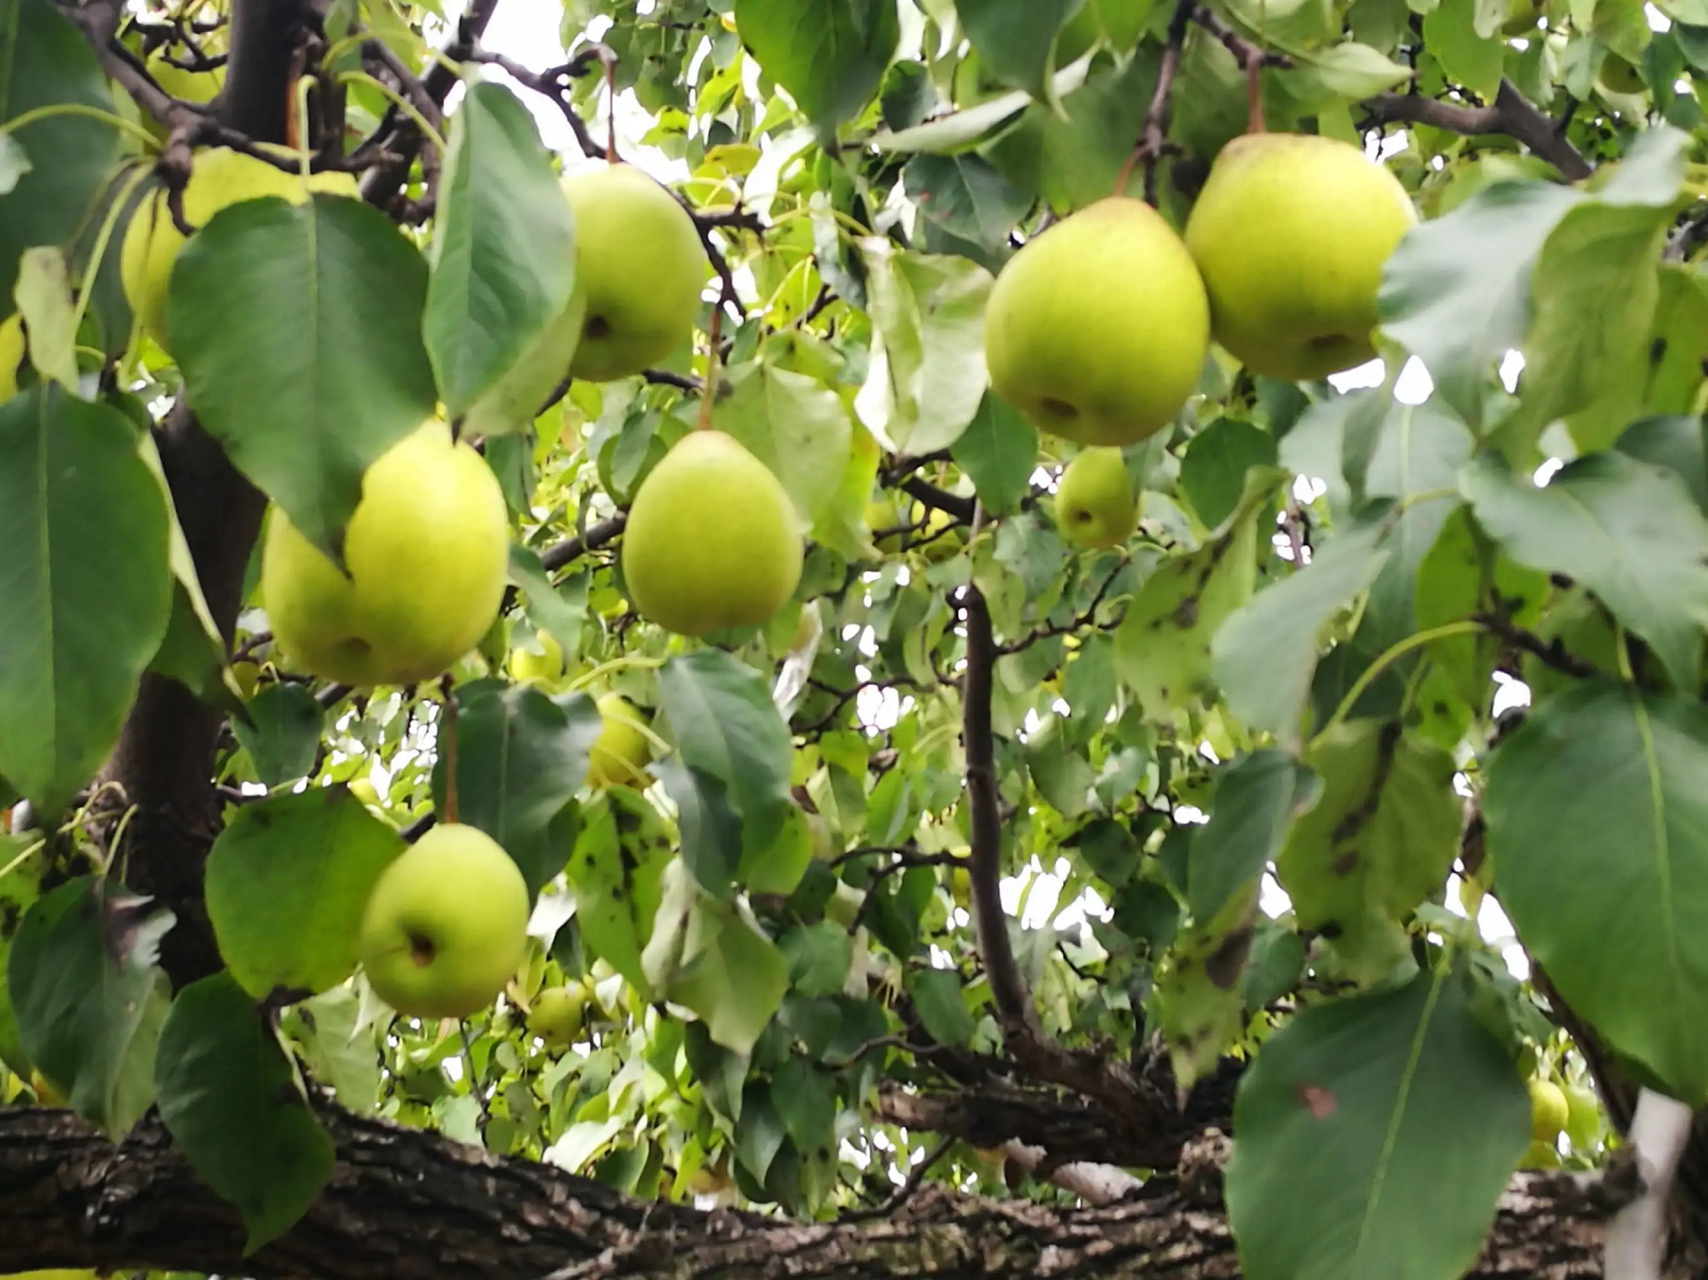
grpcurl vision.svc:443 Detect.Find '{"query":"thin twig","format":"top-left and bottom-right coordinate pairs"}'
top-left (995, 558), bottom-right (1128, 656)
top-left (838, 1136), bottom-right (955, 1223)
top-left (1118, 0), bottom-right (1193, 203)
top-left (539, 513), bottom-right (627, 573)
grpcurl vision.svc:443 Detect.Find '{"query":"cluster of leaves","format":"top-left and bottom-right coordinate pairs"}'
top-left (2, 0), bottom-right (1706, 1275)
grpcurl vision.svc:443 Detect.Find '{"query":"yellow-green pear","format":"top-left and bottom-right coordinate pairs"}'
top-left (1054, 446), bottom-right (1136, 549)
top-left (621, 429), bottom-right (803, 636)
top-left (0, 313), bottom-right (23, 400)
top-left (563, 163), bottom-right (709, 381)
top-left (1184, 133), bottom-right (1417, 382)
top-left (120, 146), bottom-right (358, 349)
top-left (865, 496), bottom-right (906, 553)
top-left (509, 629), bottom-right (567, 685)
top-left (586, 692), bottom-right (653, 789)
top-left (984, 197), bottom-right (1209, 446)
top-left (527, 983), bottom-right (589, 1048)
top-left (1529, 1077), bottom-right (1570, 1143)
top-left (358, 823), bottom-right (530, 1020)
top-left (261, 420), bottom-right (509, 687)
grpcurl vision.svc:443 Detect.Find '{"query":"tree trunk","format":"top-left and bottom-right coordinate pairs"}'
top-left (0, 1102), bottom-right (1647, 1279)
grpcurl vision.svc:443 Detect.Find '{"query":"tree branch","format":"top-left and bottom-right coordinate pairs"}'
top-left (0, 1102), bottom-right (1629, 1279)
top-left (1360, 80), bottom-right (1592, 180)
top-left (899, 477), bottom-right (976, 525)
top-left (540, 512), bottom-right (627, 573)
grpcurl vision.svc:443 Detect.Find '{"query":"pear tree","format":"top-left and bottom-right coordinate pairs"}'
top-left (1, 0), bottom-right (1706, 1275)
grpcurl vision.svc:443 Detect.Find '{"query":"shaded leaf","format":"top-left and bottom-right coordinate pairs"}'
top-left (720, 358), bottom-right (854, 524)
top-left (1181, 418), bottom-right (1279, 529)
top-left (734, 0), bottom-right (899, 136)
top-left (565, 787), bottom-right (673, 996)
top-left (907, 966), bottom-right (976, 1048)
top-left (231, 683), bottom-right (324, 787)
top-left (950, 392), bottom-right (1039, 516)
top-left (1189, 750), bottom-right (1318, 925)
top-left (1155, 885), bottom-right (1257, 1090)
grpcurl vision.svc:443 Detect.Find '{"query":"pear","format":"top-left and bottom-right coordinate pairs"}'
top-left (1054, 446), bottom-right (1136, 549)
top-left (1184, 133), bottom-right (1417, 382)
top-left (985, 198), bottom-right (1209, 447)
top-left (261, 419), bottom-right (509, 686)
top-left (562, 164), bottom-right (709, 381)
top-left (527, 983), bottom-right (590, 1048)
top-left (0, 313), bottom-right (22, 400)
top-left (358, 822), bottom-right (530, 1020)
top-left (120, 146), bottom-right (358, 349)
top-left (509, 629), bottom-right (567, 685)
top-left (1529, 1077), bottom-right (1570, 1143)
top-left (621, 429), bottom-right (803, 636)
top-left (586, 692), bottom-right (653, 789)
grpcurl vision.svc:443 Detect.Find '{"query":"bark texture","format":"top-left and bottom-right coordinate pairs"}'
top-left (0, 1102), bottom-right (1652, 1280)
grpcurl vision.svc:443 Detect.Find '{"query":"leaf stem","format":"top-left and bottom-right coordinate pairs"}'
top-left (0, 102), bottom-right (161, 152)
top-left (337, 70), bottom-right (447, 154)
top-left (1311, 620), bottom-right (1484, 751)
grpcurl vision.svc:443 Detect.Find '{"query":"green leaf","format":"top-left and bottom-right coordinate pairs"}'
top-left (1226, 967), bottom-right (1530, 1280)
top-left (0, 835), bottom-right (43, 1076)
top-left (1181, 418), bottom-right (1279, 529)
top-left (778, 921), bottom-right (854, 998)
top-left (280, 986), bottom-right (380, 1115)
top-left (866, 57), bottom-right (1098, 154)
top-left (15, 246), bottom-right (77, 390)
top-left (1189, 750), bottom-right (1318, 925)
top-left (0, 386), bottom-right (172, 815)
top-left (8, 876), bottom-right (173, 1137)
top-left (907, 965), bottom-right (977, 1048)
top-left (138, 431), bottom-right (232, 707)
top-left (734, 0), bottom-right (899, 136)
top-left (772, 1054), bottom-right (837, 1153)
top-left (902, 153), bottom-right (1032, 251)
top-left (665, 892), bottom-right (789, 1056)
top-left (1460, 451), bottom-right (1708, 691)
top-left (565, 788), bottom-right (673, 995)
top-left (0, 0), bottom-right (118, 316)
top-left (856, 241), bottom-right (994, 455)
top-left (1155, 885), bottom-right (1257, 1090)
top-left (655, 756), bottom-right (746, 897)
top-left (1421, 0), bottom-right (1504, 99)
top-left (1214, 515), bottom-right (1392, 747)
top-left (955, 0), bottom-right (1077, 94)
top-left (425, 81), bottom-right (576, 420)
top-left (155, 972), bottom-right (335, 1252)
top-left (204, 787), bottom-right (404, 999)
top-left (720, 357), bottom-right (854, 524)
top-left (507, 544), bottom-right (586, 657)
top-left (657, 649), bottom-right (795, 891)
top-left (434, 680), bottom-right (602, 895)
top-left (1114, 472), bottom-right (1280, 719)
top-left (1618, 414), bottom-right (1708, 514)
top-left (950, 392), bottom-right (1038, 516)
top-left (169, 195), bottom-right (438, 560)
top-left (1485, 682), bottom-right (1708, 1105)
top-left (1378, 181), bottom-right (1583, 426)
top-left (1278, 723), bottom-right (1461, 984)
top-left (1290, 42), bottom-right (1413, 100)
top-left (231, 683), bottom-right (324, 786)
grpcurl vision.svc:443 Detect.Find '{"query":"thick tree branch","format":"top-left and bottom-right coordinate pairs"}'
top-left (540, 513), bottom-right (627, 573)
top-left (1361, 80), bottom-right (1592, 180)
top-left (900, 477), bottom-right (976, 525)
top-left (0, 1103), bottom-right (1631, 1279)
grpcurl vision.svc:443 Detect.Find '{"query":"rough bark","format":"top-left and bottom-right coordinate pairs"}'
top-left (0, 1103), bottom-right (1640, 1280)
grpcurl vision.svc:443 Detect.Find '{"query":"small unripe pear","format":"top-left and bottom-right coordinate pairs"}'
top-left (586, 693), bottom-right (653, 789)
top-left (1054, 447), bottom-right (1136, 549)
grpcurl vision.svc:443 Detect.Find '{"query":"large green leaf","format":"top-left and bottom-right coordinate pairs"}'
top-left (665, 893), bottom-right (789, 1057)
top-left (1378, 181), bottom-right (1582, 426)
top-left (8, 876), bottom-right (173, 1137)
top-left (734, 0), bottom-right (899, 136)
top-left (230, 683), bottom-right (324, 787)
top-left (205, 788), bottom-right (404, 999)
top-left (1155, 884), bottom-right (1258, 1090)
top-left (1214, 516), bottom-right (1392, 747)
top-left (856, 242), bottom-right (993, 455)
top-left (565, 787), bottom-right (673, 996)
top-left (169, 195), bottom-right (438, 560)
top-left (954, 0), bottom-right (1078, 94)
top-left (656, 649), bottom-right (795, 893)
top-left (1618, 414), bottom-right (1708, 514)
top-left (0, 0), bottom-right (118, 316)
top-left (424, 80), bottom-right (577, 422)
top-left (1460, 451), bottom-right (1708, 691)
top-left (950, 392), bottom-right (1038, 516)
top-left (433, 680), bottom-right (602, 896)
top-left (0, 386), bottom-right (172, 815)
top-left (155, 972), bottom-right (335, 1252)
top-left (719, 357), bottom-right (854, 525)
top-left (902, 153), bottom-right (1033, 251)
top-left (1226, 967), bottom-right (1530, 1280)
top-left (1485, 682), bottom-right (1708, 1105)
top-left (1277, 722), bottom-right (1461, 984)
top-left (1181, 418), bottom-right (1279, 530)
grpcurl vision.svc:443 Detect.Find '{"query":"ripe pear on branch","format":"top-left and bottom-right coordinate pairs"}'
top-left (621, 428), bottom-right (804, 636)
top-left (261, 419), bottom-right (509, 687)
top-left (1184, 132), bottom-right (1416, 382)
top-left (984, 197), bottom-right (1210, 446)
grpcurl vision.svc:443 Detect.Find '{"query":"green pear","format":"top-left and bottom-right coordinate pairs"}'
top-left (1528, 1077), bottom-right (1570, 1143)
top-left (865, 496), bottom-right (906, 554)
top-left (527, 983), bottom-right (589, 1048)
top-left (621, 429), bottom-right (803, 636)
top-left (358, 822), bottom-right (530, 1019)
top-left (0, 313), bottom-right (22, 400)
top-left (1054, 446), bottom-right (1136, 549)
top-left (261, 419), bottom-right (509, 686)
top-left (509, 628), bottom-right (567, 685)
top-left (1184, 133), bottom-right (1417, 382)
top-left (985, 197), bottom-right (1209, 446)
top-left (586, 692), bottom-right (653, 789)
top-left (120, 145), bottom-right (358, 349)
top-left (563, 163), bottom-right (709, 381)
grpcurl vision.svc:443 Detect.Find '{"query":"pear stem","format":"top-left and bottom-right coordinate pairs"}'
top-left (696, 296), bottom-right (725, 432)
top-left (439, 675), bottom-right (460, 825)
top-left (1245, 51), bottom-right (1266, 134)
top-left (601, 45), bottom-right (619, 163)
